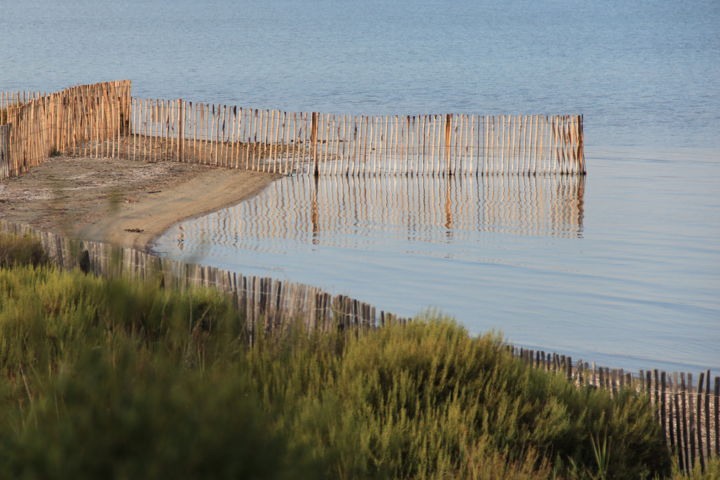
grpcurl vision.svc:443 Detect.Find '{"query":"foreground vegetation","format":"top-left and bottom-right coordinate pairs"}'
top-left (0, 233), bottom-right (716, 479)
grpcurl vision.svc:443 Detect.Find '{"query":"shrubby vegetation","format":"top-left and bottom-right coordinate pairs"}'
top-left (0, 233), bottom-right (713, 479)
top-left (0, 233), bottom-right (48, 268)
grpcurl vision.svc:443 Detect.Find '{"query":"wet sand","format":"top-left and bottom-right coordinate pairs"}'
top-left (0, 156), bottom-right (278, 250)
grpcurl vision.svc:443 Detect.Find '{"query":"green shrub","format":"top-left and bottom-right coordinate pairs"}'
top-left (243, 318), bottom-right (670, 479)
top-left (0, 266), bottom-right (678, 479)
top-left (668, 457), bottom-right (720, 480)
top-left (0, 233), bottom-right (48, 268)
top-left (0, 347), bottom-right (320, 480)
top-left (0, 266), bottom-right (245, 376)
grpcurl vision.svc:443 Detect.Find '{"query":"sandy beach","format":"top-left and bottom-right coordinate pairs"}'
top-left (0, 156), bottom-right (277, 250)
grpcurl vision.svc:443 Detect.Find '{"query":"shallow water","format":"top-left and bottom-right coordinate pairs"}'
top-left (2, 0), bottom-right (719, 371)
top-left (155, 146), bottom-right (720, 372)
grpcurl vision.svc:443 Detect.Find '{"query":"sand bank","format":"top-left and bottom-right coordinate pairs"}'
top-left (0, 156), bottom-right (277, 250)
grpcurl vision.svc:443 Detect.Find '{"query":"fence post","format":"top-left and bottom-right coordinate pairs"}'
top-left (445, 113), bottom-right (452, 175)
top-left (703, 371), bottom-right (710, 461)
top-left (121, 81), bottom-right (131, 137)
top-left (311, 112), bottom-right (319, 177)
top-left (178, 99), bottom-right (184, 162)
top-left (697, 372), bottom-right (705, 471)
top-left (578, 115), bottom-right (587, 175)
top-left (0, 123), bottom-right (10, 179)
top-left (715, 376), bottom-right (719, 457)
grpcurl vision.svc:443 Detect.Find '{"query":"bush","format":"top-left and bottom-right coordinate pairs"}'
top-left (0, 347), bottom-right (321, 480)
top-left (0, 233), bottom-right (48, 268)
top-left (668, 457), bottom-right (720, 480)
top-left (243, 319), bottom-right (670, 479)
top-left (0, 267), bottom-right (677, 479)
top-left (0, 266), bottom-right (244, 376)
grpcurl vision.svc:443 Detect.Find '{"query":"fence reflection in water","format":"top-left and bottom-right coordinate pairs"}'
top-left (164, 174), bottom-right (585, 254)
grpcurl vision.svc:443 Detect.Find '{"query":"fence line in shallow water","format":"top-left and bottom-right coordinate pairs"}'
top-left (124, 98), bottom-right (585, 176)
top-left (1, 221), bottom-right (716, 471)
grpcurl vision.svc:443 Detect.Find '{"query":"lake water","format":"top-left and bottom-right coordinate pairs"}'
top-left (2, 0), bottom-right (719, 371)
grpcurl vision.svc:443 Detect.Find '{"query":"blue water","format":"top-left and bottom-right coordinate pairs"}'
top-left (2, 0), bottom-right (719, 371)
top-left (155, 149), bottom-right (719, 373)
top-left (2, 0), bottom-right (719, 149)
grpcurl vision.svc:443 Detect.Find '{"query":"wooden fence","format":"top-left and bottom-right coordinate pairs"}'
top-left (0, 220), bottom-right (406, 338)
top-left (514, 346), bottom-right (719, 473)
top-left (0, 124), bottom-right (9, 179)
top-left (0, 92), bottom-right (44, 167)
top-left (122, 98), bottom-right (585, 176)
top-left (0, 80), bottom-right (585, 177)
top-left (1, 220), bottom-right (716, 471)
top-left (0, 90), bottom-right (45, 114)
top-left (0, 81), bottom-right (130, 178)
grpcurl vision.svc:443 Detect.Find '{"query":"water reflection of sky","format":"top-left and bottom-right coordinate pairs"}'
top-left (154, 147), bottom-right (720, 373)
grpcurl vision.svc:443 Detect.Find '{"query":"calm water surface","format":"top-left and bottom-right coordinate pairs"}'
top-left (2, 0), bottom-right (719, 370)
top-left (155, 148), bottom-right (719, 372)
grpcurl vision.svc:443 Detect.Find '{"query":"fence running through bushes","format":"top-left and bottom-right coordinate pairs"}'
top-left (0, 220), bottom-right (407, 341)
top-left (1, 220), bottom-right (717, 472)
top-left (4, 81), bottom-right (716, 471)
top-left (513, 347), bottom-right (719, 473)
top-left (1, 80), bottom-right (585, 179)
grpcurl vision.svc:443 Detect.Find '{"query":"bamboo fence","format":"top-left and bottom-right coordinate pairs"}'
top-left (124, 98), bottom-right (585, 176)
top-left (0, 124), bottom-right (9, 179)
top-left (0, 90), bottom-right (45, 115)
top-left (0, 81), bottom-right (130, 178)
top-left (1, 80), bottom-right (585, 178)
top-left (513, 346), bottom-right (719, 473)
top-left (0, 219), bottom-right (715, 472)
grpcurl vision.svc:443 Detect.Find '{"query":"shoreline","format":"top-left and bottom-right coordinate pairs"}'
top-left (78, 168), bottom-right (278, 251)
top-left (0, 156), bottom-right (279, 251)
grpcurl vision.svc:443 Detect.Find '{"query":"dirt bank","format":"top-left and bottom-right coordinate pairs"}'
top-left (0, 156), bottom-right (278, 250)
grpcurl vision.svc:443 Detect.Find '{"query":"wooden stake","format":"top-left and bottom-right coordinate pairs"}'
top-left (311, 112), bottom-right (318, 176)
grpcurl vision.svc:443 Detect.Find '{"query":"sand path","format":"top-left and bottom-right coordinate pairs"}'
top-left (0, 156), bottom-right (277, 250)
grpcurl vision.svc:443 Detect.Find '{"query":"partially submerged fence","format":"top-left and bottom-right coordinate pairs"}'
top-left (1, 80), bottom-right (585, 178)
top-left (124, 98), bottom-right (585, 175)
top-left (1, 220), bottom-right (716, 471)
